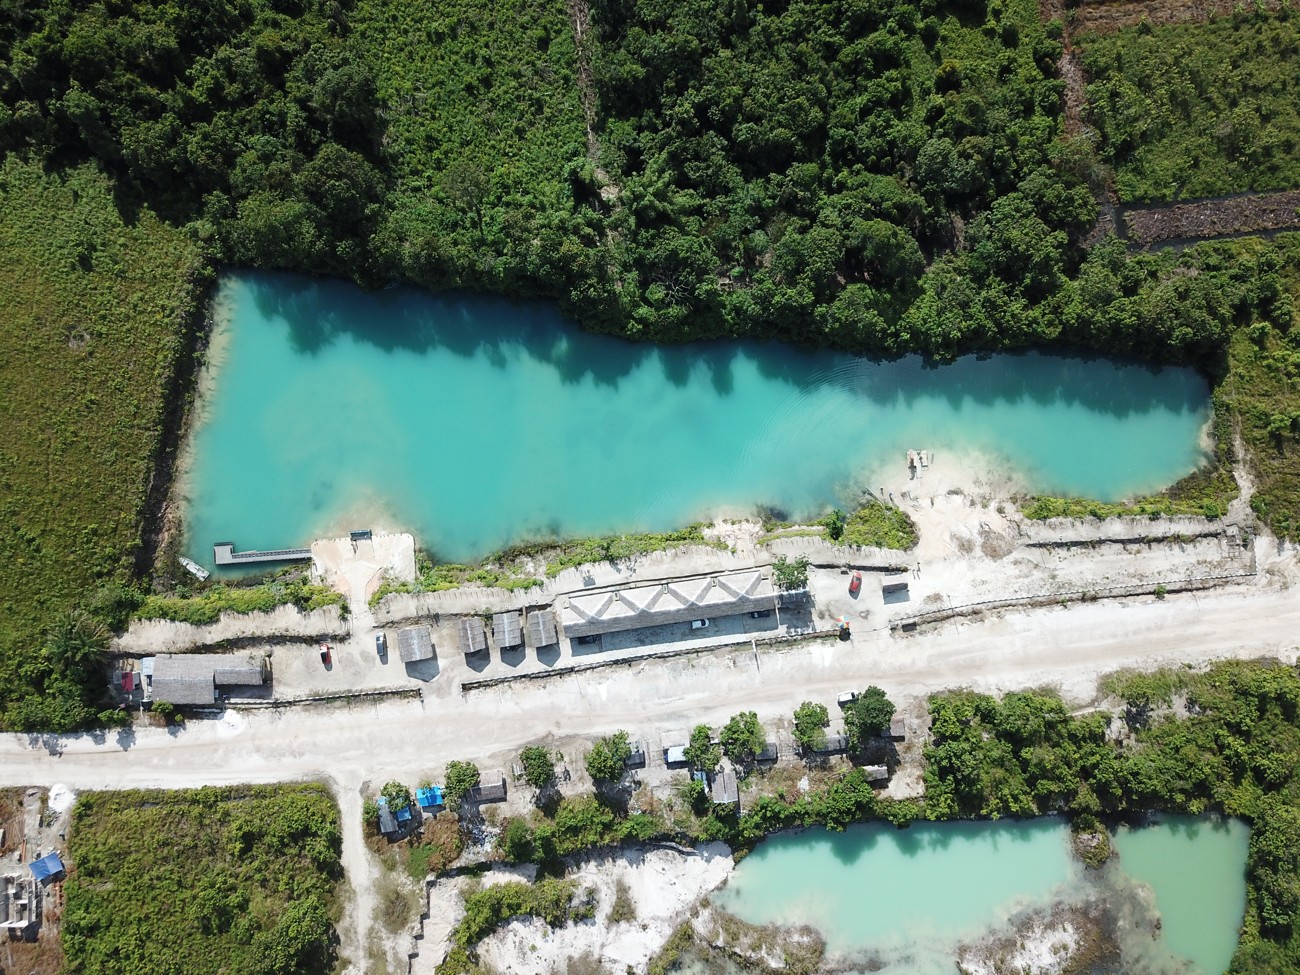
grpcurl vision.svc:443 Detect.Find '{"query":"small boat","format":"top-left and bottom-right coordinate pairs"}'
top-left (178, 556), bottom-right (210, 582)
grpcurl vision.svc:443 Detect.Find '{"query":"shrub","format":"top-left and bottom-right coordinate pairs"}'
top-left (586, 731), bottom-right (632, 782)
top-left (793, 701), bottom-right (829, 753)
top-left (444, 762), bottom-right (480, 806)
top-left (520, 746), bottom-right (556, 789)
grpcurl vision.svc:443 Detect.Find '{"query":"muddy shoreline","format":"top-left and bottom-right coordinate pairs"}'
top-left (133, 266), bottom-right (219, 588)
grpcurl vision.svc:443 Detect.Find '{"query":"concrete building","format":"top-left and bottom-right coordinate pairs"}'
top-left (471, 770), bottom-right (507, 803)
top-left (0, 874), bottom-right (36, 932)
top-left (148, 654), bottom-right (265, 706)
top-left (561, 570), bottom-right (776, 639)
top-left (395, 625), bottom-right (435, 663)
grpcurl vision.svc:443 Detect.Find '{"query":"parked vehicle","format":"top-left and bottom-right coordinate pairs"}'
top-left (690, 619), bottom-right (710, 629)
top-left (837, 690), bottom-right (859, 707)
top-left (848, 570), bottom-right (863, 596)
top-left (319, 643), bottom-right (331, 665)
top-left (375, 632), bottom-right (387, 656)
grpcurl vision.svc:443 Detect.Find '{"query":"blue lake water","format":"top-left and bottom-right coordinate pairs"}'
top-left (717, 817), bottom-right (1248, 974)
top-left (181, 272), bottom-right (1212, 564)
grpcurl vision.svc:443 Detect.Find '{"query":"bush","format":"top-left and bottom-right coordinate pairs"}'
top-left (720, 711), bottom-right (765, 763)
top-left (772, 555), bottom-right (810, 591)
top-left (793, 701), bottom-right (829, 753)
top-left (444, 762), bottom-right (480, 806)
top-left (381, 781), bottom-right (412, 811)
top-left (683, 725), bottom-right (720, 771)
top-left (520, 746), bottom-right (556, 789)
top-left (499, 818), bottom-right (535, 863)
top-left (586, 731), bottom-right (632, 782)
top-left (844, 687), bottom-right (895, 751)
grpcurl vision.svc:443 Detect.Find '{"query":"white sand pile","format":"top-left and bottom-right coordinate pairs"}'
top-left (47, 784), bottom-right (76, 814)
top-left (473, 843), bottom-right (733, 975)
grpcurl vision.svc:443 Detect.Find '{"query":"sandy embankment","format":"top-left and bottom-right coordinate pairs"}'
top-left (414, 844), bottom-right (733, 975)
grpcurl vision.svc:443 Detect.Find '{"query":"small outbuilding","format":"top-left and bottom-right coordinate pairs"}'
top-left (755, 740), bottom-right (779, 764)
top-left (663, 745), bottom-right (688, 766)
top-left (889, 715), bottom-right (906, 741)
top-left (710, 769), bottom-right (739, 807)
top-left (493, 611), bottom-right (523, 649)
top-left (881, 575), bottom-right (910, 597)
top-left (377, 801), bottom-right (398, 837)
top-left (526, 609), bottom-right (558, 648)
top-left (862, 764), bottom-right (890, 783)
top-left (471, 770), bottom-right (507, 803)
top-left (416, 786), bottom-right (444, 810)
top-left (458, 617), bottom-right (488, 655)
top-left (27, 852), bottom-right (64, 884)
top-left (625, 741), bottom-right (647, 770)
top-left (811, 734), bottom-right (849, 755)
top-left (396, 625), bottom-right (435, 663)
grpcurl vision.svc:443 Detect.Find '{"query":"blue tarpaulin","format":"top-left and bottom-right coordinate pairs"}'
top-left (416, 786), bottom-right (444, 808)
top-left (394, 804), bottom-right (413, 823)
top-left (29, 852), bottom-right (64, 881)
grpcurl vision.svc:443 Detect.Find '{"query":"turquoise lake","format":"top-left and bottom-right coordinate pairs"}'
top-left (716, 817), bottom-right (1249, 974)
top-left (182, 272), bottom-right (1212, 564)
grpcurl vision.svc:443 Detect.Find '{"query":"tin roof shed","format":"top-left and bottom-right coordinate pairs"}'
top-left (493, 611), bottom-right (523, 649)
top-left (526, 609), bottom-right (558, 647)
top-left (458, 617), bottom-right (488, 655)
top-left (396, 625), bottom-right (435, 662)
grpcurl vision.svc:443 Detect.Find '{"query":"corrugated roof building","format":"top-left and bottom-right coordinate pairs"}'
top-left (458, 617), bottom-right (487, 655)
top-left (150, 654), bottom-right (264, 706)
top-left (561, 570), bottom-right (776, 638)
top-left (493, 611), bottom-right (523, 649)
top-left (396, 625), bottom-right (435, 662)
top-left (471, 770), bottom-right (507, 803)
top-left (526, 609), bottom-right (558, 648)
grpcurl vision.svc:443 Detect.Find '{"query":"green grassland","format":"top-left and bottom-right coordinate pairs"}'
top-left (0, 159), bottom-right (206, 729)
top-left (1082, 9), bottom-right (1300, 202)
top-left (64, 784), bottom-right (342, 975)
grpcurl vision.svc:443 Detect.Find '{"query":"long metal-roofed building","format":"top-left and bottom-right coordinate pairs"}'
top-left (560, 569), bottom-right (776, 639)
top-left (149, 653), bottom-right (265, 706)
top-left (395, 625), bottom-right (435, 663)
top-left (492, 611), bottom-right (523, 649)
top-left (526, 609), bottom-right (558, 648)
top-left (458, 617), bottom-right (488, 655)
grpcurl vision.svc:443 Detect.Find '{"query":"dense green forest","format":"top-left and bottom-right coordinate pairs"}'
top-left (64, 784), bottom-right (342, 975)
top-left (1082, 8), bottom-right (1300, 202)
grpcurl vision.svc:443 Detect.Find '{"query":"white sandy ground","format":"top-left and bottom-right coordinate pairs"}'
top-left (5, 449), bottom-right (1297, 973)
top-left (958, 919), bottom-right (1081, 975)
top-left (424, 844), bottom-right (735, 975)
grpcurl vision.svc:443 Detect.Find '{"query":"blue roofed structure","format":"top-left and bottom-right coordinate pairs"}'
top-left (394, 804), bottom-right (413, 824)
top-left (417, 786), bottom-right (444, 809)
top-left (28, 852), bottom-right (64, 882)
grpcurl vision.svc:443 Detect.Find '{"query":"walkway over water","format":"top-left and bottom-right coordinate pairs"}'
top-left (213, 542), bottom-right (312, 566)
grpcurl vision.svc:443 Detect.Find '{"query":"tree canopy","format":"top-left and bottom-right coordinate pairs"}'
top-left (845, 686), bottom-right (896, 751)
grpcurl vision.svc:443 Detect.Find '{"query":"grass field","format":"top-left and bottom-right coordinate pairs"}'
top-left (1081, 9), bottom-right (1300, 201)
top-left (0, 159), bottom-right (206, 727)
top-left (63, 784), bottom-right (342, 975)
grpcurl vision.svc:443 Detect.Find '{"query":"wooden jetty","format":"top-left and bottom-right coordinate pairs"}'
top-left (212, 541), bottom-right (312, 566)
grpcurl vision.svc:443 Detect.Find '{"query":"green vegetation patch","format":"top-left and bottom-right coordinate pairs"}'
top-left (841, 504), bottom-right (919, 549)
top-left (353, 0), bottom-right (592, 297)
top-left (1212, 234), bottom-right (1300, 539)
top-left (64, 784), bottom-right (342, 975)
top-left (137, 579), bottom-right (348, 625)
top-left (0, 159), bottom-right (206, 730)
top-left (1082, 9), bottom-right (1300, 202)
top-left (439, 878), bottom-right (591, 974)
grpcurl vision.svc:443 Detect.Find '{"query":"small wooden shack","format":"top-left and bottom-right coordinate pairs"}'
top-left (526, 609), bottom-right (558, 648)
top-left (881, 575), bottom-right (910, 595)
top-left (458, 617), bottom-right (488, 655)
top-left (471, 770), bottom-right (507, 803)
top-left (395, 625), bottom-right (435, 663)
top-left (493, 611), bottom-right (523, 649)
